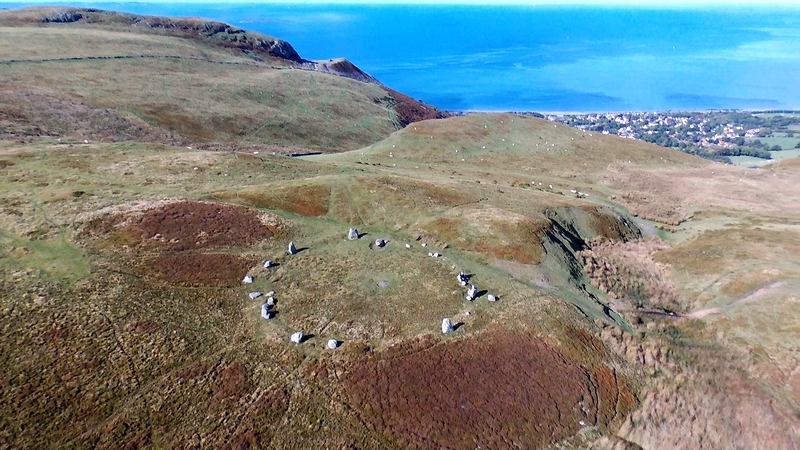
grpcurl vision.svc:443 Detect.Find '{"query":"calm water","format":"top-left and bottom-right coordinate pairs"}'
top-left (7, 2), bottom-right (800, 112)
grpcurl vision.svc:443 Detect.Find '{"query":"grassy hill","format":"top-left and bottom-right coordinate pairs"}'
top-left (0, 7), bottom-right (448, 152)
top-left (1, 7), bottom-right (798, 450)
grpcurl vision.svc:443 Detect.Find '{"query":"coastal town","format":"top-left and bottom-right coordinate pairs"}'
top-left (538, 110), bottom-right (800, 162)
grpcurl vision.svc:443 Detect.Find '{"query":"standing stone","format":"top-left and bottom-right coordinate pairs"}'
top-left (290, 331), bottom-right (303, 344)
top-left (327, 339), bottom-right (339, 349)
top-left (263, 259), bottom-right (273, 269)
top-left (266, 296), bottom-right (276, 307)
top-left (242, 275), bottom-right (254, 284)
top-left (287, 241), bottom-right (297, 255)
top-left (374, 238), bottom-right (385, 248)
top-left (348, 228), bottom-right (359, 240)
top-left (457, 270), bottom-right (469, 286)
top-left (442, 318), bottom-right (454, 334)
top-left (465, 284), bottom-right (478, 301)
top-left (261, 303), bottom-right (272, 319)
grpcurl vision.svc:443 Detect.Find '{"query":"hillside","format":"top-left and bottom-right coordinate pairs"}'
top-left (0, 7), bottom-right (448, 152)
top-left (1, 7), bottom-right (799, 450)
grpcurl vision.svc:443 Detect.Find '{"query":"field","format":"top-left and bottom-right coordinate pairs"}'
top-left (1, 6), bottom-right (799, 450)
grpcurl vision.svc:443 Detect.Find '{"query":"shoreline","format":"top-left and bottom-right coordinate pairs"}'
top-left (457, 108), bottom-right (800, 116)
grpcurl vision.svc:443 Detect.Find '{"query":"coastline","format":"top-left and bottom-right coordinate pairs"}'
top-left (458, 108), bottom-right (800, 116)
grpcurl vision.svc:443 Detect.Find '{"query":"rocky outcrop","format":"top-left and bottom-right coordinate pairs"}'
top-left (304, 58), bottom-right (378, 84)
top-left (41, 11), bottom-right (82, 23)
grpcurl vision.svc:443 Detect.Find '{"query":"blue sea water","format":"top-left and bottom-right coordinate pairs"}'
top-left (6, 2), bottom-right (800, 112)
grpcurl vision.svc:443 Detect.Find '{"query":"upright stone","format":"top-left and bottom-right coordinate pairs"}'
top-left (347, 228), bottom-right (359, 240)
top-left (261, 303), bottom-right (272, 319)
top-left (465, 284), bottom-right (478, 301)
top-left (287, 241), bottom-right (297, 255)
top-left (263, 259), bottom-right (273, 269)
top-left (290, 331), bottom-right (303, 344)
top-left (442, 318), bottom-right (454, 334)
top-left (327, 339), bottom-right (339, 349)
top-left (374, 238), bottom-right (385, 248)
top-left (242, 275), bottom-right (254, 284)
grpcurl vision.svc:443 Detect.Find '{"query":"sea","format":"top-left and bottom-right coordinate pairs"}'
top-left (6, 2), bottom-right (800, 113)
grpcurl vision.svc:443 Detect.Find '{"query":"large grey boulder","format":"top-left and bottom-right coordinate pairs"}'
top-left (442, 318), bottom-right (454, 334)
top-left (327, 339), bottom-right (339, 349)
top-left (348, 228), bottom-right (359, 240)
top-left (242, 275), bottom-right (254, 284)
top-left (290, 331), bottom-right (304, 344)
top-left (249, 291), bottom-right (262, 300)
top-left (287, 241), bottom-right (297, 255)
top-left (487, 293), bottom-right (498, 302)
top-left (465, 284), bottom-right (478, 301)
top-left (374, 238), bottom-right (386, 248)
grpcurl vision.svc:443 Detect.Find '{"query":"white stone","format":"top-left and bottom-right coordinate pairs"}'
top-left (266, 291), bottom-right (275, 297)
top-left (290, 331), bottom-right (303, 344)
top-left (327, 339), bottom-right (339, 349)
top-left (465, 284), bottom-right (478, 301)
top-left (266, 297), bottom-right (276, 307)
top-left (442, 318), bottom-right (454, 334)
top-left (242, 275), bottom-right (254, 284)
top-left (487, 294), bottom-right (497, 302)
top-left (421, 243), bottom-right (427, 247)
top-left (248, 291), bottom-right (262, 300)
top-left (287, 241), bottom-right (297, 255)
top-left (374, 238), bottom-right (386, 248)
top-left (261, 304), bottom-right (272, 319)
top-left (263, 260), bottom-right (273, 268)
top-left (347, 228), bottom-right (359, 240)
top-left (405, 243), bottom-right (412, 249)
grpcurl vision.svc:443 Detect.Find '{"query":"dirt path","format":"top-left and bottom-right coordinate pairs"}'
top-left (686, 281), bottom-right (786, 319)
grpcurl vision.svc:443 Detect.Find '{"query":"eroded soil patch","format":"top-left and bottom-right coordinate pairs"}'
top-left (343, 331), bottom-right (627, 449)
